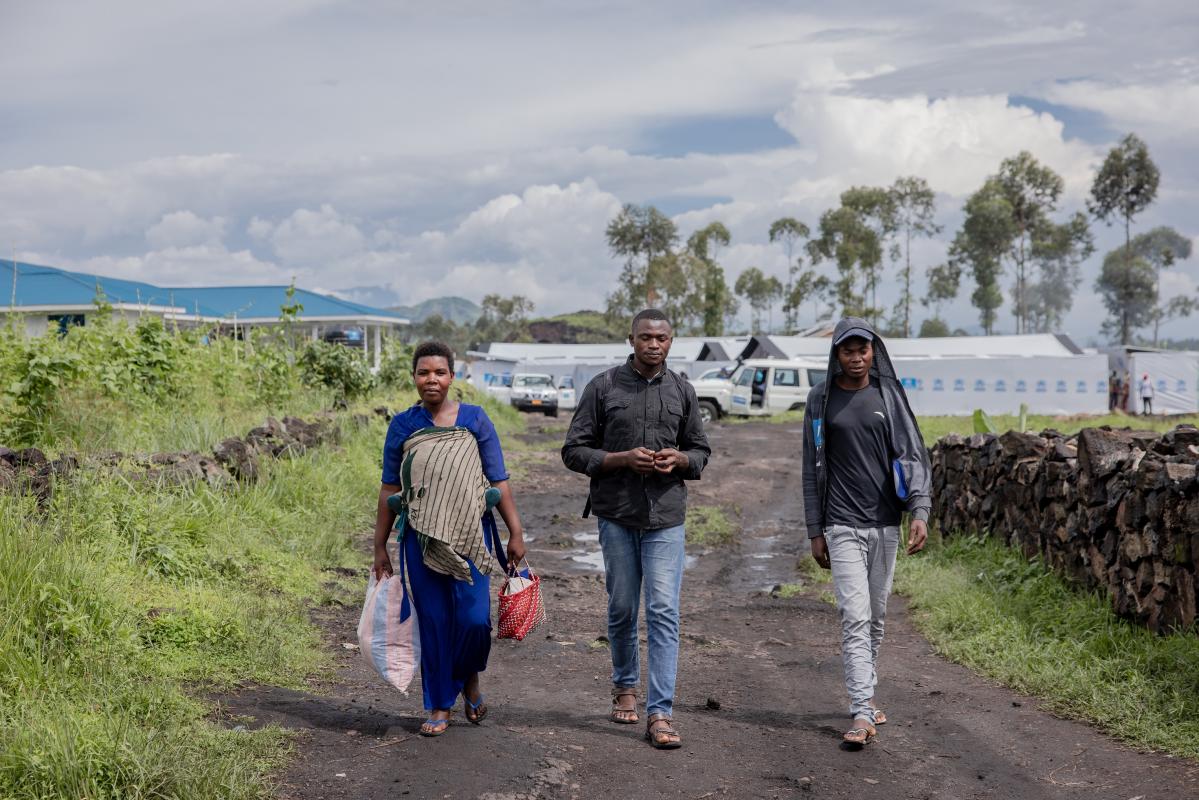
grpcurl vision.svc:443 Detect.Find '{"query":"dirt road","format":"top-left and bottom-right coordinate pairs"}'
top-left (220, 416), bottom-right (1199, 799)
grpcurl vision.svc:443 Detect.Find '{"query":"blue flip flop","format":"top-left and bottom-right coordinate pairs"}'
top-left (464, 694), bottom-right (488, 725)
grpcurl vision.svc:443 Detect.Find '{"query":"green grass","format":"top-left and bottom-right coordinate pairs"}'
top-left (685, 505), bottom-right (737, 547)
top-left (896, 534), bottom-right (1199, 759)
top-left (0, 417), bottom-right (389, 798)
top-left (916, 413), bottom-right (1199, 447)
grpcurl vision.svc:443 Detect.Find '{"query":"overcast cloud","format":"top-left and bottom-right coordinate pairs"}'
top-left (1, 0), bottom-right (1196, 341)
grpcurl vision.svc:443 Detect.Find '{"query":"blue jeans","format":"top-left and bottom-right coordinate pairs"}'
top-left (597, 518), bottom-right (686, 717)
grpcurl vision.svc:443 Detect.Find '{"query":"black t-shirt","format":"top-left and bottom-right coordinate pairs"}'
top-left (824, 377), bottom-right (902, 528)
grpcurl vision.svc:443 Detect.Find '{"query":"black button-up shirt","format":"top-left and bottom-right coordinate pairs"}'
top-left (561, 357), bottom-right (711, 530)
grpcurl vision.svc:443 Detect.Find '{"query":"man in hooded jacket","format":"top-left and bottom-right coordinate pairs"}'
top-left (801, 317), bottom-right (932, 747)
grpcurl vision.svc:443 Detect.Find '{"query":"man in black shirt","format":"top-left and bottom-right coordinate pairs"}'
top-left (801, 318), bottom-right (931, 747)
top-left (562, 309), bottom-right (710, 750)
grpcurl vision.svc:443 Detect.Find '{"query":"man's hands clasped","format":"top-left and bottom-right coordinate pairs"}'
top-left (618, 447), bottom-right (689, 475)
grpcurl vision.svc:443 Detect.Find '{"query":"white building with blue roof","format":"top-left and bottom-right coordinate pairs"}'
top-left (1, 259), bottom-right (408, 367)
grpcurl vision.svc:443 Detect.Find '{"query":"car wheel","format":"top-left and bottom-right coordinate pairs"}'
top-left (698, 400), bottom-right (718, 425)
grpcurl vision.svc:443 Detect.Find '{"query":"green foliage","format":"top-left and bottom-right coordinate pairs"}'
top-left (685, 505), bottom-right (737, 546)
top-left (972, 408), bottom-right (997, 434)
top-left (951, 152), bottom-right (1092, 335)
top-left (298, 340), bottom-right (374, 402)
top-left (888, 176), bottom-right (941, 337)
top-left (0, 418), bottom-right (390, 798)
top-left (3, 337), bottom-right (83, 445)
top-left (1095, 248), bottom-right (1157, 342)
top-left (807, 202), bottom-right (884, 321)
top-left (376, 339), bottom-right (415, 390)
top-left (605, 203), bottom-right (680, 318)
top-left (917, 316), bottom-right (951, 337)
top-left (734, 266), bottom-right (783, 334)
top-left (896, 535), bottom-right (1199, 759)
top-left (1089, 133), bottom-right (1161, 345)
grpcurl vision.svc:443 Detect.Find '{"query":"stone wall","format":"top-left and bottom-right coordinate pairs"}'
top-left (0, 414), bottom-right (342, 507)
top-left (931, 425), bottom-right (1199, 633)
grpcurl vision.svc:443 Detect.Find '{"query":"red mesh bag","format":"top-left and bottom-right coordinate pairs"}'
top-left (498, 562), bottom-right (546, 641)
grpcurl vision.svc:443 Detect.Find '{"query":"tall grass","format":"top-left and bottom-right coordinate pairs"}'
top-left (0, 419), bottom-right (384, 798)
top-left (896, 535), bottom-right (1199, 759)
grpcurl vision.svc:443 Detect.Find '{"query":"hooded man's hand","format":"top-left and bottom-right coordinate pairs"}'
top-left (906, 519), bottom-right (928, 555)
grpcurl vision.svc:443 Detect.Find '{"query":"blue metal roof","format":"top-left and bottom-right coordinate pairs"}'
top-left (0, 259), bottom-right (203, 310)
top-left (0, 260), bottom-right (405, 322)
top-left (164, 285), bottom-right (407, 321)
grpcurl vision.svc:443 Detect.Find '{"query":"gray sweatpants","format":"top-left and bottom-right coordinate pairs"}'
top-left (824, 524), bottom-right (900, 723)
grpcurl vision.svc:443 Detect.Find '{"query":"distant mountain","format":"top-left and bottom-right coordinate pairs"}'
top-left (390, 296), bottom-right (482, 326)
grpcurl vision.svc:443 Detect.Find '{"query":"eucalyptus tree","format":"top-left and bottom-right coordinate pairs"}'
top-left (1130, 226), bottom-right (1193, 345)
top-left (605, 203), bottom-right (679, 317)
top-left (684, 222), bottom-right (737, 336)
top-left (734, 267), bottom-right (782, 334)
top-left (948, 179), bottom-right (1010, 334)
top-left (769, 216), bottom-right (825, 332)
top-left (1088, 133), bottom-right (1160, 344)
top-left (839, 186), bottom-right (897, 326)
top-left (888, 176), bottom-right (941, 337)
top-left (807, 205), bottom-right (883, 321)
top-left (922, 261), bottom-right (962, 335)
top-left (950, 152), bottom-right (1091, 335)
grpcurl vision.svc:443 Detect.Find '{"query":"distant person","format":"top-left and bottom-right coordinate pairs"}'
top-left (1140, 372), bottom-right (1155, 416)
top-left (1108, 371), bottom-right (1120, 411)
top-left (371, 341), bottom-right (527, 737)
top-left (1120, 372), bottom-right (1131, 413)
top-left (562, 309), bottom-right (711, 750)
top-left (801, 317), bottom-right (931, 748)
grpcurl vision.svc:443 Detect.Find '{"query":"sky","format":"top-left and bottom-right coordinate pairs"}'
top-left (1, 0), bottom-right (1197, 343)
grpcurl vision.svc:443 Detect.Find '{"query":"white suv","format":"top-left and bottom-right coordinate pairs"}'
top-left (509, 373), bottom-right (559, 417)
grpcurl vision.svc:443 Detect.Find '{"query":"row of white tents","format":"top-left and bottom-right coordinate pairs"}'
top-left (466, 334), bottom-right (1199, 417)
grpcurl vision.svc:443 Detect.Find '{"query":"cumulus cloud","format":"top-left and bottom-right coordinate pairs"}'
top-left (775, 91), bottom-right (1099, 198)
top-left (261, 204), bottom-right (367, 265)
top-left (145, 210), bottom-right (226, 249)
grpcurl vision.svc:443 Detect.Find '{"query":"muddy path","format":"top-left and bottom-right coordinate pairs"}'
top-left (218, 415), bottom-right (1199, 799)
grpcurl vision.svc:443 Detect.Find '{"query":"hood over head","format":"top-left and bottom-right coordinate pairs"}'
top-left (827, 317), bottom-right (899, 383)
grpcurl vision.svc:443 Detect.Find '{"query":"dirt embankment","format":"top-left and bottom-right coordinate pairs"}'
top-left (218, 415), bottom-right (1199, 800)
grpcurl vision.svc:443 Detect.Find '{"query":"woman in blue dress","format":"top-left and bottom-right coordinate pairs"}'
top-left (371, 341), bottom-right (527, 737)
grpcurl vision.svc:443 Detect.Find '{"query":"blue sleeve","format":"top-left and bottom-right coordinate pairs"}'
top-left (467, 406), bottom-right (509, 483)
top-left (381, 413), bottom-right (415, 485)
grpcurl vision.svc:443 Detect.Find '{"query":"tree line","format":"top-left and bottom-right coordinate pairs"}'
top-left (604, 133), bottom-right (1193, 344)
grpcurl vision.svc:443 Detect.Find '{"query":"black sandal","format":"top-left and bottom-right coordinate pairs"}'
top-left (645, 713), bottom-right (682, 749)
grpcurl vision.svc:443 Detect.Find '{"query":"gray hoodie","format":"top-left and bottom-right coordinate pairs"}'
top-left (801, 317), bottom-right (932, 539)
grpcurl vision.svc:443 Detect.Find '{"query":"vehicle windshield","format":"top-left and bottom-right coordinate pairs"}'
top-left (513, 375), bottom-right (553, 388)
top-left (698, 368), bottom-right (728, 380)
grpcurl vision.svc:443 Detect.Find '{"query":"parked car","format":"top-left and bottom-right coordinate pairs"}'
top-left (556, 375), bottom-right (577, 411)
top-left (484, 374), bottom-right (512, 404)
top-left (689, 368), bottom-right (735, 423)
top-left (510, 373), bottom-right (559, 416)
top-left (728, 359), bottom-right (827, 417)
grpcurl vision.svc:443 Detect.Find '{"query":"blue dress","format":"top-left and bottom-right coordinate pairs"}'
top-left (381, 403), bottom-right (509, 712)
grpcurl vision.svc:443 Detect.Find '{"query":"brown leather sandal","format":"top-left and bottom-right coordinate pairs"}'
top-left (645, 712), bottom-right (682, 749)
top-left (610, 687), bottom-right (638, 724)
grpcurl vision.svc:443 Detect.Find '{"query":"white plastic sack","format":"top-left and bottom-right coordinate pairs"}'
top-left (356, 571), bottom-right (420, 695)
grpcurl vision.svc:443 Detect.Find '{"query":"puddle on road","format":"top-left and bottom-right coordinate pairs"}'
top-left (558, 530), bottom-right (698, 574)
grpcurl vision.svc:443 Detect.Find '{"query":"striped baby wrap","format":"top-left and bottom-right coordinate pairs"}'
top-left (398, 426), bottom-right (501, 583)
